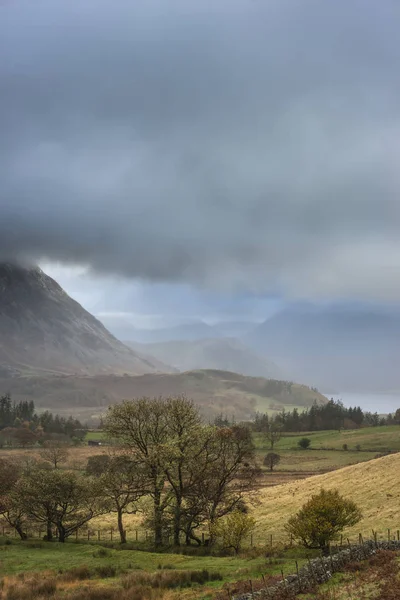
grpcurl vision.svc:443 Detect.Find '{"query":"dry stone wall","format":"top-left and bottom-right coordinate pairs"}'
top-left (233, 540), bottom-right (400, 599)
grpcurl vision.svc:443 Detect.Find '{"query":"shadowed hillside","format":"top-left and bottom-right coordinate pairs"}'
top-left (0, 369), bottom-right (327, 422)
top-left (0, 264), bottom-right (173, 376)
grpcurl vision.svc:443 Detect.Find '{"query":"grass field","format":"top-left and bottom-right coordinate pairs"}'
top-left (254, 425), bottom-right (400, 453)
top-left (251, 451), bottom-right (400, 544)
top-left (0, 539), bottom-right (309, 600)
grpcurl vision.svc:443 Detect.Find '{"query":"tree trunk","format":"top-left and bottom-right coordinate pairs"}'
top-left (15, 523), bottom-right (27, 541)
top-left (153, 490), bottom-right (163, 548)
top-left (46, 520), bottom-right (53, 541)
top-left (117, 508), bottom-right (126, 544)
top-left (57, 524), bottom-right (66, 543)
top-left (173, 497), bottom-right (182, 546)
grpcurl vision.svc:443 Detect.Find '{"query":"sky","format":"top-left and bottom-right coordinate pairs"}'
top-left (1, 0), bottom-right (400, 328)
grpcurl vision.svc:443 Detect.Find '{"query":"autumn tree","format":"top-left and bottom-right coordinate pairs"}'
top-left (211, 510), bottom-right (256, 554)
top-left (0, 459), bottom-right (28, 540)
top-left (263, 452), bottom-right (281, 471)
top-left (196, 425), bottom-right (257, 542)
top-left (16, 469), bottom-right (105, 542)
top-left (99, 454), bottom-right (147, 543)
top-left (104, 397), bottom-right (171, 547)
top-left (285, 488), bottom-right (362, 551)
top-left (40, 440), bottom-right (70, 469)
top-left (162, 397), bottom-right (213, 546)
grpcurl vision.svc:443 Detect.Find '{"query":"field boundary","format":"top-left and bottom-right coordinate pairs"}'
top-left (232, 540), bottom-right (400, 599)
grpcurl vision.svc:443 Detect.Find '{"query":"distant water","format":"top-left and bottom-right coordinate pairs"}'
top-left (324, 392), bottom-right (400, 414)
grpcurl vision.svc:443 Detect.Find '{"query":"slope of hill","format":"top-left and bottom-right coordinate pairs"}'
top-left (0, 263), bottom-right (172, 376)
top-left (252, 452), bottom-right (400, 543)
top-left (0, 369), bottom-right (327, 422)
top-left (126, 338), bottom-right (281, 379)
top-left (245, 304), bottom-right (400, 392)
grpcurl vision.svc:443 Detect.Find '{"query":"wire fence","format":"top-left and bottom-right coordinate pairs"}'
top-left (1, 524), bottom-right (400, 548)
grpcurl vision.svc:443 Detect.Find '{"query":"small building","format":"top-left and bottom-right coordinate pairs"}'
top-left (88, 440), bottom-right (102, 447)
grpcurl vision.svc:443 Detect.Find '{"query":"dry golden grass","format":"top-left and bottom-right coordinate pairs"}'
top-left (250, 452), bottom-right (400, 544)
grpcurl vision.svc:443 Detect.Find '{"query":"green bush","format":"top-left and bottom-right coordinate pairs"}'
top-left (298, 437), bottom-right (311, 449)
top-left (285, 488), bottom-right (362, 550)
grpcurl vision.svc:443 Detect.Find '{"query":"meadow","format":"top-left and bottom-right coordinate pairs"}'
top-left (1, 424), bottom-right (399, 599)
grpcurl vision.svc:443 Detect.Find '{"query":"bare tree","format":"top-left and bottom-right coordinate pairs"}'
top-left (265, 424), bottom-right (283, 450)
top-left (263, 452), bottom-right (281, 471)
top-left (40, 441), bottom-right (70, 469)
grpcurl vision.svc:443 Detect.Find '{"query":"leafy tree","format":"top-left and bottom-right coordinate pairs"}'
top-left (0, 459), bottom-right (28, 540)
top-left (196, 425), bottom-right (257, 543)
top-left (298, 437), bottom-right (311, 449)
top-left (285, 488), bottom-right (362, 550)
top-left (40, 440), bottom-right (70, 469)
top-left (99, 454), bottom-right (147, 543)
top-left (263, 452), bottom-right (281, 472)
top-left (163, 397), bottom-right (211, 546)
top-left (86, 454), bottom-right (111, 476)
top-left (16, 469), bottom-right (105, 542)
top-left (211, 510), bottom-right (256, 554)
top-left (265, 424), bottom-right (283, 450)
top-left (104, 397), bottom-right (171, 547)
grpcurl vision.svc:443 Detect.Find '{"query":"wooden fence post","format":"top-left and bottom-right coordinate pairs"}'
top-left (136, 529), bottom-right (138, 542)
top-left (250, 534), bottom-right (253, 547)
top-left (295, 560), bottom-right (300, 591)
top-left (110, 528), bottom-right (113, 542)
top-left (249, 579), bottom-right (255, 599)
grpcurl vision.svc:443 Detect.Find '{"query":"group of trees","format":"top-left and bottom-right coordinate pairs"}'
top-left (0, 396), bottom-right (257, 549)
top-left (0, 394), bottom-right (86, 447)
top-left (103, 396), bottom-right (258, 547)
top-left (252, 399), bottom-right (400, 433)
top-left (0, 458), bottom-right (103, 542)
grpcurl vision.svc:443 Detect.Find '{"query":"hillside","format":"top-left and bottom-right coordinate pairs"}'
top-left (252, 452), bottom-right (400, 543)
top-left (245, 304), bottom-right (400, 392)
top-left (0, 369), bottom-right (327, 422)
top-left (126, 338), bottom-right (281, 379)
top-left (0, 264), bottom-right (172, 376)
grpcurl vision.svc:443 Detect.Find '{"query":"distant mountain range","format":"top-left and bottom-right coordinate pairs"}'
top-left (245, 304), bottom-right (400, 392)
top-left (0, 264), bottom-right (172, 376)
top-left (99, 317), bottom-right (257, 343)
top-left (126, 337), bottom-right (280, 379)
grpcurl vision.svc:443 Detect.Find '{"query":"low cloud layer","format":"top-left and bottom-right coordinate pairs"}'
top-left (2, 0), bottom-right (400, 301)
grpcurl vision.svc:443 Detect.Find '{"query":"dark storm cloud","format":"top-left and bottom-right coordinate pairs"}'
top-left (2, 0), bottom-right (400, 300)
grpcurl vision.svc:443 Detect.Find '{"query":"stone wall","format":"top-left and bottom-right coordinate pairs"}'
top-left (233, 540), bottom-right (400, 599)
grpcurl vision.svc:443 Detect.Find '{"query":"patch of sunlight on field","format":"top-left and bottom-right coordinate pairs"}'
top-left (250, 452), bottom-right (400, 544)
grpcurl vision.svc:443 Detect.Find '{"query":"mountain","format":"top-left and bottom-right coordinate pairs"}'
top-left (0, 263), bottom-right (173, 376)
top-left (245, 304), bottom-right (400, 392)
top-left (126, 337), bottom-right (281, 379)
top-left (0, 369), bottom-right (328, 422)
top-left (99, 318), bottom-right (218, 343)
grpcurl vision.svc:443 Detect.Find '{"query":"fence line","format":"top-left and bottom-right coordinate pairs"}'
top-left (1, 523), bottom-right (399, 547)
